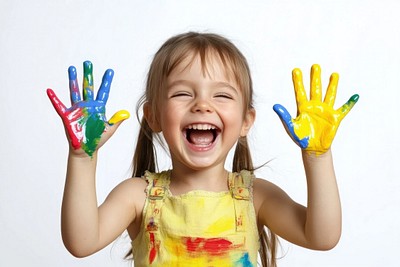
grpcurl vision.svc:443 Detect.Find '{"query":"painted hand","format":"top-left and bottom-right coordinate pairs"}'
top-left (273, 64), bottom-right (359, 154)
top-left (47, 61), bottom-right (130, 157)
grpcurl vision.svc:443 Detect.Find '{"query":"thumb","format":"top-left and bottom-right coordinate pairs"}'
top-left (98, 110), bottom-right (130, 148)
top-left (273, 104), bottom-right (309, 149)
top-left (273, 104), bottom-right (292, 124)
top-left (108, 110), bottom-right (130, 125)
top-left (103, 110), bottom-right (130, 138)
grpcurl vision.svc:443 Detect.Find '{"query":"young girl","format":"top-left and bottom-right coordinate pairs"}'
top-left (47, 32), bottom-right (359, 266)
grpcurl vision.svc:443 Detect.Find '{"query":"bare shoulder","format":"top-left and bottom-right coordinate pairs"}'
top-left (253, 177), bottom-right (287, 201)
top-left (252, 177), bottom-right (294, 217)
top-left (104, 177), bottom-right (147, 218)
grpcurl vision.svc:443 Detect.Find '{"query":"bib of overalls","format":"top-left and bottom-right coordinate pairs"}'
top-left (132, 170), bottom-right (259, 267)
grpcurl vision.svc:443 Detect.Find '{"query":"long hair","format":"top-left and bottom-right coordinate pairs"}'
top-left (130, 32), bottom-right (278, 266)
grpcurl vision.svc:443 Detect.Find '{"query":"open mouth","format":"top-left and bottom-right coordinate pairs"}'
top-left (184, 124), bottom-right (220, 146)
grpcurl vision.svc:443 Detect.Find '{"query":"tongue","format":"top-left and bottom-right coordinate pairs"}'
top-left (189, 130), bottom-right (214, 145)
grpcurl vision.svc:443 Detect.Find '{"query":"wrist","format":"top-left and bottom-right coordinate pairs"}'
top-left (302, 148), bottom-right (332, 161)
top-left (68, 148), bottom-right (98, 161)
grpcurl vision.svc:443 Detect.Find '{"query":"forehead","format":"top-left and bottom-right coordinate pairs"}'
top-left (168, 51), bottom-right (237, 83)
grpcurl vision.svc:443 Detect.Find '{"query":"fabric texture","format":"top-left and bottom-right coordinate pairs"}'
top-left (132, 170), bottom-right (260, 267)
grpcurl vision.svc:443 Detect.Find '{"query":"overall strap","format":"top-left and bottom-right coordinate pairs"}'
top-left (229, 170), bottom-right (254, 232)
top-left (143, 170), bottom-right (171, 264)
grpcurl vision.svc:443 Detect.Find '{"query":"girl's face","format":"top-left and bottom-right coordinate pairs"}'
top-left (146, 52), bottom-right (255, 171)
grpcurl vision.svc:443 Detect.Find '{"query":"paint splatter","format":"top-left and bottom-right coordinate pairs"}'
top-left (235, 252), bottom-right (253, 267)
top-left (149, 232), bottom-right (158, 264)
top-left (185, 237), bottom-right (233, 256)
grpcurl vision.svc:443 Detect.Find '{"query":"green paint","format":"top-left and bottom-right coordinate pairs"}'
top-left (81, 113), bottom-right (105, 157)
top-left (83, 61), bottom-right (94, 100)
top-left (341, 94), bottom-right (359, 113)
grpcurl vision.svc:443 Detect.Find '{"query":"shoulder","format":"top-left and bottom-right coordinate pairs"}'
top-left (253, 177), bottom-right (284, 199)
top-left (252, 177), bottom-right (293, 216)
top-left (106, 177), bottom-right (148, 215)
top-left (111, 176), bottom-right (148, 194)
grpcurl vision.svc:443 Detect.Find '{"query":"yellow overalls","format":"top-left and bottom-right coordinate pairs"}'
top-left (132, 170), bottom-right (260, 266)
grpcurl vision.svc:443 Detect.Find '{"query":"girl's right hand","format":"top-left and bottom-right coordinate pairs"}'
top-left (47, 61), bottom-right (130, 157)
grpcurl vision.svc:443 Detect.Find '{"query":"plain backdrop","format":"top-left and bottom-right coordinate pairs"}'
top-left (1, 0), bottom-right (399, 266)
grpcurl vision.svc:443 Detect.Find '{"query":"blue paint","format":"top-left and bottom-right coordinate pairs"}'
top-left (273, 104), bottom-right (309, 149)
top-left (68, 66), bottom-right (80, 104)
top-left (235, 252), bottom-right (253, 267)
top-left (96, 69), bottom-right (114, 103)
top-left (68, 65), bottom-right (77, 80)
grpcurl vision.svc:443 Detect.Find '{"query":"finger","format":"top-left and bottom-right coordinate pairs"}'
top-left (46, 88), bottom-right (67, 117)
top-left (292, 68), bottom-right (308, 112)
top-left (273, 104), bottom-right (292, 125)
top-left (108, 110), bottom-right (130, 125)
top-left (96, 69), bottom-right (114, 103)
top-left (310, 64), bottom-right (322, 102)
top-left (83, 61), bottom-right (94, 101)
top-left (324, 73), bottom-right (339, 107)
top-left (337, 94), bottom-right (359, 120)
top-left (273, 104), bottom-right (309, 149)
top-left (68, 66), bottom-right (81, 104)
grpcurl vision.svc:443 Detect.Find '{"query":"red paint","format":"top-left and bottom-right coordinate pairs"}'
top-left (63, 108), bottom-right (85, 149)
top-left (46, 89), bottom-right (84, 150)
top-left (149, 233), bottom-right (157, 264)
top-left (184, 237), bottom-right (234, 256)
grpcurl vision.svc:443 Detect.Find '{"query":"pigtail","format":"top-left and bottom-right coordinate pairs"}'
top-left (132, 117), bottom-right (157, 177)
top-left (232, 136), bottom-right (254, 172)
top-left (259, 228), bottom-right (278, 267)
top-left (233, 136), bottom-right (278, 267)
top-left (126, 117), bottom-right (157, 260)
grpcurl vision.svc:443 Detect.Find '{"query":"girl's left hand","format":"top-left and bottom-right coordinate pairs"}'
top-left (273, 64), bottom-right (359, 154)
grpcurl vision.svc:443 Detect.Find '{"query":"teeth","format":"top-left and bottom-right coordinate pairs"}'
top-left (186, 124), bottom-right (216, 130)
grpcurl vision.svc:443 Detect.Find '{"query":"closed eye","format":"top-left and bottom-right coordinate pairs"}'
top-left (170, 91), bottom-right (192, 98)
top-left (214, 93), bottom-right (234, 100)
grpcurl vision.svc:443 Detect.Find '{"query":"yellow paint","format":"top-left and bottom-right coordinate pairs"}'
top-left (108, 109), bottom-right (130, 125)
top-left (291, 64), bottom-right (358, 154)
top-left (206, 215), bottom-right (234, 233)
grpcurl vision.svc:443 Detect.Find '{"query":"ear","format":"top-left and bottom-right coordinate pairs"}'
top-left (240, 108), bottom-right (256, 137)
top-left (143, 102), bottom-right (162, 133)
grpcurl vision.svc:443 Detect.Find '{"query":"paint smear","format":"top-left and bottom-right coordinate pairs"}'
top-left (80, 110), bottom-right (105, 157)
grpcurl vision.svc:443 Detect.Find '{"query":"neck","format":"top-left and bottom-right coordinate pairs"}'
top-left (169, 164), bottom-right (229, 195)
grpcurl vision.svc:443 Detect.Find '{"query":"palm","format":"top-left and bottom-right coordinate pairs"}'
top-left (273, 64), bottom-right (359, 154)
top-left (47, 61), bottom-right (129, 157)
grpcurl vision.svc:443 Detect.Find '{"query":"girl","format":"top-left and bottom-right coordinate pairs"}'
top-left (47, 32), bottom-right (359, 266)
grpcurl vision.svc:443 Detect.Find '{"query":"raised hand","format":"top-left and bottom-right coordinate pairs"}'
top-left (273, 64), bottom-right (359, 154)
top-left (47, 61), bottom-right (130, 157)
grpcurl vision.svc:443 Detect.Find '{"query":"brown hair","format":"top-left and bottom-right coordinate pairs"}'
top-left (131, 32), bottom-right (278, 266)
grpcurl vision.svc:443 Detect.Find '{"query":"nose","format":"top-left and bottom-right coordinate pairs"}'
top-left (191, 98), bottom-right (214, 113)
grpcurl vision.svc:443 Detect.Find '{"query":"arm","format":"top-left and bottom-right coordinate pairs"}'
top-left (302, 149), bottom-right (341, 249)
top-left (256, 150), bottom-right (340, 250)
top-left (257, 64), bottom-right (358, 250)
top-left (62, 153), bottom-right (146, 257)
top-left (47, 61), bottom-right (138, 257)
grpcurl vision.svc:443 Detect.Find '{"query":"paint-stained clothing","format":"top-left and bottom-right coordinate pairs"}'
top-left (132, 170), bottom-right (260, 266)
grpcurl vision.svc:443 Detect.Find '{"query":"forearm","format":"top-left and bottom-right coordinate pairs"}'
top-left (61, 151), bottom-right (100, 256)
top-left (303, 149), bottom-right (342, 249)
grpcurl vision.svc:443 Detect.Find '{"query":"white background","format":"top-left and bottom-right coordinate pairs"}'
top-left (1, 0), bottom-right (399, 266)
